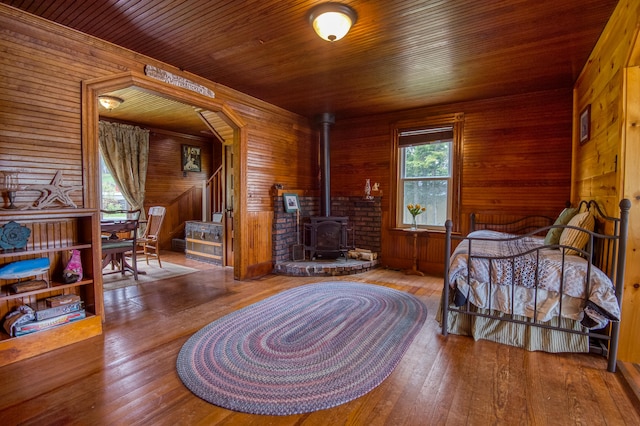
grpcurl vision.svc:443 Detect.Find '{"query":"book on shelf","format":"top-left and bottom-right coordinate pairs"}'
top-left (45, 293), bottom-right (81, 307)
top-left (12, 310), bottom-right (86, 337)
top-left (9, 279), bottom-right (48, 294)
top-left (29, 300), bottom-right (84, 321)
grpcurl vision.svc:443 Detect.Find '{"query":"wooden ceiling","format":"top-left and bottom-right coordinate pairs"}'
top-left (97, 87), bottom-right (228, 141)
top-left (3, 0), bottom-right (618, 126)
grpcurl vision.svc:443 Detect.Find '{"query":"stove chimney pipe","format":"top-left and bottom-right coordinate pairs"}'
top-left (316, 113), bottom-right (335, 217)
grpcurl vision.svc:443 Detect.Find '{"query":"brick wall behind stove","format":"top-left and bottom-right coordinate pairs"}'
top-left (272, 196), bottom-right (318, 263)
top-left (330, 197), bottom-right (382, 254)
top-left (272, 195), bottom-right (381, 263)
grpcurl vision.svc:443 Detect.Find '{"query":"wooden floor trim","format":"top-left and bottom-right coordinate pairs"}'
top-left (618, 361), bottom-right (640, 403)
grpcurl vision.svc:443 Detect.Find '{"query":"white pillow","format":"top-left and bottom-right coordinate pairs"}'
top-left (559, 212), bottom-right (595, 255)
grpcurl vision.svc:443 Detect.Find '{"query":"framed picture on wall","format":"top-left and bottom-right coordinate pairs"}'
top-left (579, 105), bottom-right (591, 144)
top-left (182, 145), bottom-right (201, 172)
top-left (283, 193), bottom-right (300, 213)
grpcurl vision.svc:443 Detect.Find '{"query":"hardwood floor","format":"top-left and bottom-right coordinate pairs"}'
top-left (1, 251), bottom-right (638, 425)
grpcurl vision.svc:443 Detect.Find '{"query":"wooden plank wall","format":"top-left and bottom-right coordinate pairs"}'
top-left (331, 89), bottom-right (573, 274)
top-left (573, 3), bottom-right (630, 213)
top-left (142, 128), bottom-right (216, 249)
top-left (143, 129), bottom-right (215, 207)
top-left (230, 102), bottom-right (317, 212)
top-left (573, 0), bottom-right (640, 363)
top-left (243, 211), bottom-right (274, 277)
top-left (0, 5), bottom-right (314, 280)
top-left (0, 13), bottom-right (88, 208)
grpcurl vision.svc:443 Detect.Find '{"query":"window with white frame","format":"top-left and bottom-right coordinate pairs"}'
top-left (100, 153), bottom-right (129, 220)
top-left (395, 115), bottom-right (462, 230)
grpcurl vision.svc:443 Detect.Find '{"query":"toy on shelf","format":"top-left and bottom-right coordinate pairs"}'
top-left (0, 257), bottom-right (50, 294)
top-left (61, 249), bottom-right (83, 283)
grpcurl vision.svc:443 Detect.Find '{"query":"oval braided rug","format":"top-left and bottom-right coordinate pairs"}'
top-left (176, 281), bottom-right (427, 415)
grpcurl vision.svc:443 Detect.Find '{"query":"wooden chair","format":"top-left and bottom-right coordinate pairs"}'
top-left (137, 206), bottom-right (166, 267)
top-left (100, 209), bottom-right (141, 280)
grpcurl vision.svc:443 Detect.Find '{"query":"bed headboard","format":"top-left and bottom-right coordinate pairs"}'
top-left (578, 200), bottom-right (626, 280)
top-left (469, 202), bottom-right (575, 236)
top-left (572, 199), bottom-right (630, 371)
top-left (469, 213), bottom-right (554, 236)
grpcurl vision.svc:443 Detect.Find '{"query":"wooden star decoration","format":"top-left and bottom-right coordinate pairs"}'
top-left (27, 171), bottom-right (83, 209)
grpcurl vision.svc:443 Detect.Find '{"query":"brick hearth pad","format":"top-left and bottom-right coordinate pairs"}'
top-left (273, 259), bottom-right (379, 277)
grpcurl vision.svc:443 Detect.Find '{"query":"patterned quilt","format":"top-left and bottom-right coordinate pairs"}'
top-left (448, 230), bottom-right (620, 329)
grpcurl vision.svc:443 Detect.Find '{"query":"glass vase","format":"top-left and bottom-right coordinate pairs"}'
top-left (411, 216), bottom-right (417, 230)
top-left (364, 179), bottom-right (372, 200)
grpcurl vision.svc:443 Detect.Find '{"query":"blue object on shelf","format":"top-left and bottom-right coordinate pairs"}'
top-left (0, 257), bottom-right (50, 280)
top-left (0, 221), bottom-right (31, 250)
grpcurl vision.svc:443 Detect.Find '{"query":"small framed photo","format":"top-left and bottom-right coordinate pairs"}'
top-left (283, 193), bottom-right (300, 213)
top-left (212, 212), bottom-right (223, 223)
top-left (579, 105), bottom-right (591, 144)
top-left (182, 145), bottom-right (201, 172)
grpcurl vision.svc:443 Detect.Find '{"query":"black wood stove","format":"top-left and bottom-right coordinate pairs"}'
top-left (304, 216), bottom-right (352, 260)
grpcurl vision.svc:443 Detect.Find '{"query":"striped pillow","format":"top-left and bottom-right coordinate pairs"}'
top-left (559, 212), bottom-right (595, 255)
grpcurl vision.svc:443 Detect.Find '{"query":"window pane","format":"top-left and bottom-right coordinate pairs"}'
top-left (100, 155), bottom-right (128, 217)
top-left (402, 142), bottom-right (450, 178)
top-left (403, 180), bottom-right (449, 227)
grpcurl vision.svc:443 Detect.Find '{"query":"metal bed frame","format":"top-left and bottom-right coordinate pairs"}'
top-left (442, 199), bottom-right (630, 372)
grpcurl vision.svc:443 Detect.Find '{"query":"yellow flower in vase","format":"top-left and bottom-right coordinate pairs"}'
top-left (406, 204), bottom-right (426, 229)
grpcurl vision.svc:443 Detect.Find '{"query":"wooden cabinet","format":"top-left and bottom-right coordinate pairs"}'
top-left (0, 209), bottom-right (102, 367)
top-left (185, 221), bottom-right (223, 265)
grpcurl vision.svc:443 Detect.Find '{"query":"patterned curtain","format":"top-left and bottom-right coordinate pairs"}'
top-left (98, 121), bottom-right (150, 217)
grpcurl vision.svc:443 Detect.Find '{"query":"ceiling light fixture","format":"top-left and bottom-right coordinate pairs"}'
top-left (98, 95), bottom-right (124, 110)
top-left (308, 2), bottom-right (357, 42)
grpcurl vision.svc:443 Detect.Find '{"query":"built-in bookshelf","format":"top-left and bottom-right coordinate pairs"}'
top-left (0, 209), bottom-right (102, 367)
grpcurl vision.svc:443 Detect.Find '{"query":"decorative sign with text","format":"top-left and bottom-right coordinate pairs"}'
top-left (144, 65), bottom-right (215, 98)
